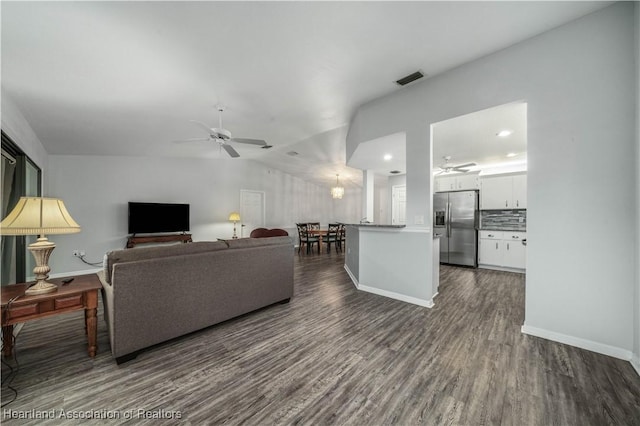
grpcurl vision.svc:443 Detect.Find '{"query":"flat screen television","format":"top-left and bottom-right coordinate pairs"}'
top-left (128, 202), bottom-right (190, 234)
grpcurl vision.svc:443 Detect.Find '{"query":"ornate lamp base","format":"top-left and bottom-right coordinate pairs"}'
top-left (25, 237), bottom-right (58, 295)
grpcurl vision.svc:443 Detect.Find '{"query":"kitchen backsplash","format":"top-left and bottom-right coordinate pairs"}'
top-left (480, 210), bottom-right (526, 231)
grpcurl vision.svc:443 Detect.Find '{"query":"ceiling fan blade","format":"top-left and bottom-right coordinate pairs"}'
top-left (222, 143), bottom-right (240, 158)
top-left (454, 162), bottom-right (476, 169)
top-left (453, 168), bottom-right (470, 173)
top-left (173, 137), bottom-right (211, 144)
top-left (189, 120), bottom-right (214, 134)
top-left (230, 138), bottom-right (267, 146)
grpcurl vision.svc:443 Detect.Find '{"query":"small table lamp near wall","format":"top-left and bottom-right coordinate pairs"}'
top-left (0, 197), bottom-right (81, 295)
top-left (228, 212), bottom-right (241, 239)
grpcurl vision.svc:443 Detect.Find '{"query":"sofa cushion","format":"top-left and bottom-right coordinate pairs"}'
top-left (104, 241), bottom-right (228, 284)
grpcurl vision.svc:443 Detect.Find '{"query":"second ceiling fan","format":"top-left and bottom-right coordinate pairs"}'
top-left (436, 156), bottom-right (476, 175)
top-left (175, 105), bottom-right (270, 158)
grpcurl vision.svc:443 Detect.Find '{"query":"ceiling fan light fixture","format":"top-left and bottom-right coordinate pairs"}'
top-left (331, 174), bottom-right (344, 199)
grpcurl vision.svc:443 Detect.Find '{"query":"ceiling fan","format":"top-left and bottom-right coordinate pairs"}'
top-left (174, 105), bottom-right (270, 158)
top-left (436, 156), bottom-right (476, 175)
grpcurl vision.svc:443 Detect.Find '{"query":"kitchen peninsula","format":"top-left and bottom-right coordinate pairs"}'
top-left (344, 224), bottom-right (439, 308)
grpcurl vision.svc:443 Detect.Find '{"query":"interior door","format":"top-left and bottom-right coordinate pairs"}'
top-left (240, 190), bottom-right (265, 239)
top-left (391, 185), bottom-right (406, 225)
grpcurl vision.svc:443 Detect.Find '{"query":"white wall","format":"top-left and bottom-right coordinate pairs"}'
top-left (46, 154), bottom-right (362, 275)
top-left (634, 1), bottom-right (640, 374)
top-left (1, 92), bottom-right (49, 177)
top-left (347, 3), bottom-right (637, 360)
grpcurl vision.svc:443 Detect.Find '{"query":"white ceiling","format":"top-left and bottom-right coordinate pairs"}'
top-left (1, 1), bottom-right (610, 189)
top-left (433, 102), bottom-right (528, 175)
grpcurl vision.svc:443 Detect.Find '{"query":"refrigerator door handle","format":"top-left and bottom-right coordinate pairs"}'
top-left (447, 202), bottom-right (452, 238)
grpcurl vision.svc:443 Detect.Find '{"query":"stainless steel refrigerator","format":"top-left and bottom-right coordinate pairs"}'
top-left (434, 190), bottom-right (478, 267)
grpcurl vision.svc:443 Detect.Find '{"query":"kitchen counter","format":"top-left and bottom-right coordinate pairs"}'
top-left (346, 223), bottom-right (406, 228)
top-left (479, 227), bottom-right (526, 232)
top-left (344, 225), bottom-right (437, 308)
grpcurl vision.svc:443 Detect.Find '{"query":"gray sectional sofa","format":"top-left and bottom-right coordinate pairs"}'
top-left (99, 236), bottom-right (294, 363)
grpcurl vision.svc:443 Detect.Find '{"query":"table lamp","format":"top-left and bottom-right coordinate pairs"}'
top-left (228, 212), bottom-right (241, 239)
top-left (0, 197), bottom-right (81, 295)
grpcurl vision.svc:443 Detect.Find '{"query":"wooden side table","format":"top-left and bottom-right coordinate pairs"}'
top-left (1, 274), bottom-right (102, 358)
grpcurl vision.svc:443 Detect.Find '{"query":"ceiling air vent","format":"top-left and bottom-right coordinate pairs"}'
top-left (395, 71), bottom-right (424, 86)
top-left (287, 151), bottom-right (299, 156)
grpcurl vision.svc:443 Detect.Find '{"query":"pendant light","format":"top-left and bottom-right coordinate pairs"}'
top-left (331, 174), bottom-right (344, 199)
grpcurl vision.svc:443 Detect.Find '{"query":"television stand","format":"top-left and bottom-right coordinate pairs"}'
top-left (126, 233), bottom-right (192, 249)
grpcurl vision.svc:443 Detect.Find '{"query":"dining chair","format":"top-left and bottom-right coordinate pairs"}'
top-left (323, 223), bottom-right (341, 253)
top-left (296, 223), bottom-right (320, 254)
top-left (337, 223), bottom-right (346, 251)
top-left (307, 222), bottom-right (320, 231)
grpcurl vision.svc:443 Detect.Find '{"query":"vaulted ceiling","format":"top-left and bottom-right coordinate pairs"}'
top-left (1, 1), bottom-right (610, 188)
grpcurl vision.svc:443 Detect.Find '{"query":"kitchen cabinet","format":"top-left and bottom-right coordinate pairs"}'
top-left (480, 173), bottom-right (527, 209)
top-left (435, 172), bottom-right (479, 192)
top-left (478, 230), bottom-right (526, 271)
top-left (435, 176), bottom-right (456, 192)
top-left (512, 174), bottom-right (527, 209)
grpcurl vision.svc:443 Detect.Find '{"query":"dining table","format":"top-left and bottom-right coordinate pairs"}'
top-left (308, 228), bottom-right (328, 253)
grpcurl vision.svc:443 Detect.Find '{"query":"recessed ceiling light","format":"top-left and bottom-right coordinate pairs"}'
top-left (497, 130), bottom-right (513, 137)
top-left (383, 154), bottom-right (393, 161)
top-left (506, 152), bottom-right (518, 158)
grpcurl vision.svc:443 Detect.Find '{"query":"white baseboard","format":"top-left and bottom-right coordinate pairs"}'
top-left (343, 265), bottom-right (434, 308)
top-left (478, 264), bottom-right (525, 274)
top-left (632, 353), bottom-right (640, 377)
top-left (521, 324), bottom-right (633, 362)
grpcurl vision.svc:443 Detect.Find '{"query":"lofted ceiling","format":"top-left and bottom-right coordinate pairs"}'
top-left (1, 1), bottom-right (610, 189)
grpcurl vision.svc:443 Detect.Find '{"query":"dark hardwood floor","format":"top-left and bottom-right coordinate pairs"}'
top-left (2, 251), bottom-right (639, 425)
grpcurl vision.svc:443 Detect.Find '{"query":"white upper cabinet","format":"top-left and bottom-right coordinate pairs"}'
top-left (512, 174), bottom-right (527, 209)
top-left (435, 176), bottom-right (456, 192)
top-left (454, 173), bottom-right (479, 191)
top-left (435, 172), bottom-right (479, 192)
top-left (480, 173), bottom-right (527, 209)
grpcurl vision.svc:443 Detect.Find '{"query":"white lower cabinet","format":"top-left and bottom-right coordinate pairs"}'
top-left (479, 231), bottom-right (526, 271)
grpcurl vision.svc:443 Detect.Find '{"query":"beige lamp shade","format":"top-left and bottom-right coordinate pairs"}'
top-left (0, 197), bottom-right (81, 236)
top-left (228, 212), bottom-right (241, 222)
top-left (0, 197), bottom-right (81, 295)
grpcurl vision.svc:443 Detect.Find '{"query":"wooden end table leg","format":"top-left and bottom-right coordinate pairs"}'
top-left (2, 324), bottom-right (14, 358)
top-left (85, 290), bottom-right (98, 357)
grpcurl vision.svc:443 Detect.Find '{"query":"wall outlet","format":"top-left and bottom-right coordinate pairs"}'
top-left (73, 250), bottom-right (85, 257)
